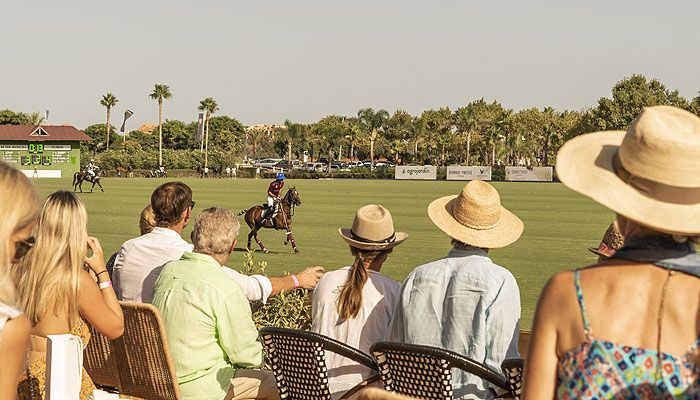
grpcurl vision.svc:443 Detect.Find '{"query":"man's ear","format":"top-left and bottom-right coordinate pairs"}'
top-left (181, 208), bottom-right (191, 225)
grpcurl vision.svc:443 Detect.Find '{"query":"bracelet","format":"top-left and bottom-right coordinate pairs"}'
top-left (291, 274), bottom-right (300, 288)
top-left (98, 281), bottom-right (113, 290)
top-left (96, 270), bottom-right (109, 278)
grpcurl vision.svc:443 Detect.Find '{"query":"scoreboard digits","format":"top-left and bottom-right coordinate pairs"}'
top-left (28, 143), bottom-right (44, 154)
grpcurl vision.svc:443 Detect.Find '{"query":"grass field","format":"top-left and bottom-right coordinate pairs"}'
top-left (33, 177), bottom-right (613, 328)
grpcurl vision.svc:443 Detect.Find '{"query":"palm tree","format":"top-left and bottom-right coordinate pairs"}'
top-left (282, 120), bottom-right (307, 164)
top-left (149, 84), bottom-right (172, 166)
top-left (26, 112), bottom-right (45, 126)
top-left (100, 93), bottom-right (118, 151)
top-left (197, 97), bottom-right (219, 170)
top-left (357, 108), bottom-right (389, 171)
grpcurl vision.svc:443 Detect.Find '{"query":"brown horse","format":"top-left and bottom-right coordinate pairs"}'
top-left (239, 187), bottom-right (301, 253)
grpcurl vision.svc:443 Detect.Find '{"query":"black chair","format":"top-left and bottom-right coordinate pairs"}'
top-left (501, 358), bottom-right (524, 400)
top-left (369, 342), bottom-right (510, 400)
top-left (260, 326), bottom-right (380, 400)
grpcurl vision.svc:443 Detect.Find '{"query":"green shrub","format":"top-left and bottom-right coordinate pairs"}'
top-left (240, 249), bottom-right (312, 330)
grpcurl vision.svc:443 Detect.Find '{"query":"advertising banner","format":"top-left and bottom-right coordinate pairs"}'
top-left (446, 166), bottom-right (492, 181)
top-left (505, 166), bottom-right (553, 181)
top-left (394, 165), bottom-right (437, 180)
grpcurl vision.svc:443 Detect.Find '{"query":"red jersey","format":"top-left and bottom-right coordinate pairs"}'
top-left (268, 180), bottom-right (284, 196)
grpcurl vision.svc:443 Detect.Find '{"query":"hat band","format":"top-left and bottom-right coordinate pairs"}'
top-left (451, 201), bottom-right (500, 230)
top-left (613, 153), bottom-right (700, 205)
top-left (350, 230), bottom-right (396, 244)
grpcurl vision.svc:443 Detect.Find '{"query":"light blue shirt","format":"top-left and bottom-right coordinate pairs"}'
top-left (386, 245), bottom-right (520, 399)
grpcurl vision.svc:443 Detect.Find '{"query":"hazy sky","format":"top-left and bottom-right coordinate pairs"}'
top-left (2, 1), bottom-right (699, 129)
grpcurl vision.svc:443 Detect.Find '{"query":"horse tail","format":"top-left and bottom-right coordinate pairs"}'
top-left (238, 209), bottom-right (248, 216)
top-left (72, 172), bottom-right (78, 187)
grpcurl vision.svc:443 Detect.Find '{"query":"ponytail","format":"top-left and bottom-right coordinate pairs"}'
top-left (336, 246), bottom-right (391, 320)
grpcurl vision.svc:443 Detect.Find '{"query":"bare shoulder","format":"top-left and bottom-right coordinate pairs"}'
top-left (541, 270), bottom-right (575, 300)
top-left (2, 314), bottom-right (31, 340)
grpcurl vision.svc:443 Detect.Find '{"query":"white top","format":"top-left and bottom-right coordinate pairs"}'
top-left (311, 267), bottom-right (401, 399)
top-left (113, 227), bottom-right (272, 303)
top-left (0, 301), bottom-right (22, 333)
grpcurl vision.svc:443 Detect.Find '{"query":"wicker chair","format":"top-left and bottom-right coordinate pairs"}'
top-left (356, 387), bottom-right (417, 400)
top-left (369, 342), bottom-right (510, 400)
top-left (501, 358), bottom-right (524, 400)
top-left (260, 326), bottom-right (380, 400)
top-left (84, 302), bottom-right (181, 400)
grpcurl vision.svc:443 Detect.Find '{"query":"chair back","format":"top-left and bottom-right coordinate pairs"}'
top-left (369, 342), bottom-right (508, 400)
top-left (260, 326), bottom-right (378, 400)
top-left (85, 302), bottom-right (181, 400)
top-left (84, 326), bottom-right (121, 390)
top-left (501, 358), bottom-right (524, 400)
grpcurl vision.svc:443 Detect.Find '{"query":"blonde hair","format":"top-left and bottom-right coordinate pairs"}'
top-left (337, 246), bottom-right (392, 320)
top-left (0, 162), bottom-right (40, 306)
top-left (140, 204), bottom-right (156, 235)
top-left (191, 207), bottom-right (240, 257)
top-left (13, 191), bottom-right (88, 326)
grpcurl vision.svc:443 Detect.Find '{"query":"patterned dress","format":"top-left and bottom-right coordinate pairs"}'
top-left (17, 319), bottom-right (96, 400)
top-left (556, 270), bottom-right (700, 399)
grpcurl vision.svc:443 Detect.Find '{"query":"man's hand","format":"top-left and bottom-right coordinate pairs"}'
top-left (295, 266), bottom-right (325, 289)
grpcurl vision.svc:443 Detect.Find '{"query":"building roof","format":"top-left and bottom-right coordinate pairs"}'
top-left (0, 125), bottom-right (92, 142)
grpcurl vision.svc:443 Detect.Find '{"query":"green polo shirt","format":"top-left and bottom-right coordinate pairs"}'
top-left (152, 252), bottom-right (263, 400)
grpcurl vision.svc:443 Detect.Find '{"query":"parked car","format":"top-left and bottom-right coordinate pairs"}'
top-left (253, 158), bottom-right (282, 169)
top-left (347, 161), bottom-right (364, 169)
top-left (330, 162), bottom-right (350, 172)
top-left (301, 162), bottom-right (326, 172)
top-left (275, 159), bottom-right (302, 171)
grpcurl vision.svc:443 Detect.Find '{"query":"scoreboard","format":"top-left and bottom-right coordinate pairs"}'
top-left (1, 143), bottom-right (74, 167)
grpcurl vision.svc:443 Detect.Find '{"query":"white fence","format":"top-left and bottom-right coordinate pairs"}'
top-left (446, 166), bottom-right (492, 181)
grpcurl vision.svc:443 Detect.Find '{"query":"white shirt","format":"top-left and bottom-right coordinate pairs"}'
top-left (311, 267), bottom-right (401, 399)
top-left (113, 227), bottom-right (272, 303)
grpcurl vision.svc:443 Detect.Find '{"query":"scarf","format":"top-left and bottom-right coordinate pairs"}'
top-left (610, 235), bottom-right (700, 279)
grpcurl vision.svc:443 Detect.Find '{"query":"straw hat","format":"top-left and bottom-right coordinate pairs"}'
top-left (557, 105), bottom-right (700, 236)
top-left (588, 220), bottom-right (625, 258)
top-left (339, 204), bottom-right (408, 250)
top-left (427, 180), bottom-right (524, 248)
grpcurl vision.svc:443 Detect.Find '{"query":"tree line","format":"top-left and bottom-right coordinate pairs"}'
top-left (2, 74), bottom-right (699, 171)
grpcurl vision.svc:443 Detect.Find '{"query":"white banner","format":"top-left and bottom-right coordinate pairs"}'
top-left (394, 165), bottom-right (437, 180)
top-left (446, 166), bottom-right (492, 181)
top-left (0, 144), bottom-right (28, 151)
top-left (505, 166), bottom-right (553, 181)
top-left (20, 169), bottom-right (62, 178)
top-left (43, 144), bottom-right (71, 150)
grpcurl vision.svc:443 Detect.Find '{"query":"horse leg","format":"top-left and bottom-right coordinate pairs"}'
top-left (90, 181), bottom-right (95, 193)
top-left (247, 230), bottom-right (255, 251)
top-left (288, 231), bottom-right (299, 253)
top-left (253, 226), bottom-right (269, 253)
top-left (97, 180), bottom-right (104, 192)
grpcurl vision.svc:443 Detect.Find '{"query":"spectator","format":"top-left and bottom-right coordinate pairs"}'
top-left (524, 106), bottom-right (700, 398)
top-left (113, 181), bottom-right (324, 303)
top-left (13, 191), bottom-right (124, 399)
top-left (588, 220), bottom-right (624, 262)
top-left (386, 180), bottom-right (524, 399)
top-left (312, 205), bottom-right (407, 399)
top-left (0, 163), bottom-right (39, 400)
top-left (152, 207), bottom-right (279, 400)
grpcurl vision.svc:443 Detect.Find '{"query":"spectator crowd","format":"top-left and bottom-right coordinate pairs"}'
top-left (0, 105), bottom-right (698, 399)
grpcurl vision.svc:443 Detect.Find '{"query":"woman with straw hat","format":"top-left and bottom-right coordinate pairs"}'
top-left (386, 179), bottom-right (524, 400)
top-left (524, 106), bottom-right (700, 399)
top-left (312, 204), bottom-right (408, 399)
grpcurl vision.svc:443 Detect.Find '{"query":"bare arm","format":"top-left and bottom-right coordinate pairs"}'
top-left (268, 265), bottom-right (324, 296)
top-left (78, 237), bottom-right (124, 339)
top-left (522, 272), bottom-right (572, 400)
top-left (0, 315), bottom-right (31, 400)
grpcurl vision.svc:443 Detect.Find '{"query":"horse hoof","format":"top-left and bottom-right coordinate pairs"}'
top-left (263, 249), bottom-right (269, 254)
top-left (284, 241), bottom-right (289, 246)
top-left (294, 249), bottom-right (300, 254)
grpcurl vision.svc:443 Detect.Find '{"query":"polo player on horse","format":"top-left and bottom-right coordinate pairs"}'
top-left (264, 172), bottom-right (285, 221)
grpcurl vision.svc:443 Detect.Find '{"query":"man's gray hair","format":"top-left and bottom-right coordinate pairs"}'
top-left (192, 207), bottom-right (240, 256)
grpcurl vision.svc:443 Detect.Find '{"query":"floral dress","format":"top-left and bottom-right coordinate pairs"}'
top-left (556, 270), bottom-right (700, 399)
top-left (17, 319), bottom-right (96, 400)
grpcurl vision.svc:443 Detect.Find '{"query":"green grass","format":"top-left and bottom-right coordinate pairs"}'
top-left (34, 177), bottom-right (613, 328)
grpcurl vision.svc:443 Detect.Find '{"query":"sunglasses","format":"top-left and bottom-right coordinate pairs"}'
top-left (190, 201), bottom-right (196, 210)
top-left (14, 236), bottom-right (36, 260)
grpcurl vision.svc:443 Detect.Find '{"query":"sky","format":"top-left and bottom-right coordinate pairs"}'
top-left (2, 1), bottom-right (700, 129)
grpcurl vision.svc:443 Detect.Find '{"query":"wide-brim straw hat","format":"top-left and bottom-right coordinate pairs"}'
top-left (428, 180), bottom-right (524, 249)
top-left (339, 204), bottom-right (408, 250)
top-left (557, 105), bottom-right (700, 236)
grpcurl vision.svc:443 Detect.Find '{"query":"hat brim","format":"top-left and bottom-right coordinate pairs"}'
top-left (587, 246), bottom-right (610, 258)
top-left (427, 196), bottom-right (524, 249)
top-left (338, 228), bottom-right (409, 250)
top-left (556, 131), bottom-right (700, 236)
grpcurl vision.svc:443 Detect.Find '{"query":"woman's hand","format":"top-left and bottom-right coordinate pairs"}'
top-left (85, 236), bottom-right (107, 275)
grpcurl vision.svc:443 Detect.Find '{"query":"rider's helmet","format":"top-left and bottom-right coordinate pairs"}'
top-left (90, 159), bottom-right (94, 162)
top-left (276, 172), bottom-right (286, 180)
